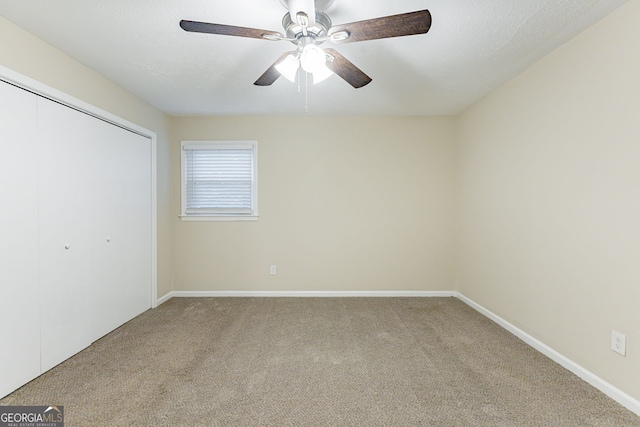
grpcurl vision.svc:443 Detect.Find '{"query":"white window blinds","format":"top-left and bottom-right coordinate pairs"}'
top-left (181, 141), bottom-right (257, 218)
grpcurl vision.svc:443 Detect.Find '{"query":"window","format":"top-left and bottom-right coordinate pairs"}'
top-left (181, 141), bottom-right (258, 221)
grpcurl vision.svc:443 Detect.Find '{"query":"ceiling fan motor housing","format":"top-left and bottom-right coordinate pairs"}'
top-left (282, 11), bottom-right (331, 42)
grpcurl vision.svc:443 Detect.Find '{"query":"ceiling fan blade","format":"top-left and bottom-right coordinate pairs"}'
top-left (254, 52), bottom-right (293, 86)
top-left (324, 48), bottom-right (371, 88)
top-left (328, 9), bottom-right (432, 43)
top-left (180, 20), bottom-right (283, 40)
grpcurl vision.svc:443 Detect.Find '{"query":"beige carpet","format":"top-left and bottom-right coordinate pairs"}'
top-left (1, 297), bottom-right (638, 426)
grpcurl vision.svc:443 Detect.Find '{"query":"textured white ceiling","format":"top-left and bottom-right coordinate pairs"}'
top-left (0, 0), bottom-right (628, 116)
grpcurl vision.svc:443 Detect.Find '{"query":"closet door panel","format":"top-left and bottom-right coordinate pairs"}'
top-left (90, 124), bottom-right (152, 339)
top-left (0, 82), bottom-right (41, 398)
top-left (37, 97), bottom-right (101, 371)
top-left (116, 132), bottom-right (152, 325)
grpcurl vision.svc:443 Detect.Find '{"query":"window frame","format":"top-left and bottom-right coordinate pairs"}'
top-left (180, 140), bottom-right (258, 221)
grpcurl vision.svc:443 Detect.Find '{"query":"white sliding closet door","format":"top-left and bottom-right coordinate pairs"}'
top-left (38, 97), bottom-right (152, 371)
top-left (38, 98), bottom-right (101, 371)
top-left (0, 82), bottom-right (41, 398)
top-left (90, 115), bottom-right (152, 339)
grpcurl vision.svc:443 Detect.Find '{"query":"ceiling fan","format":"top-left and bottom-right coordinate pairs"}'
top-left (179, 0), bottom-right (432, 88)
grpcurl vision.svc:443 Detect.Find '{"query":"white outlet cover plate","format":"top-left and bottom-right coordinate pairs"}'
top-left (611, 330), bottom-right (626, 356)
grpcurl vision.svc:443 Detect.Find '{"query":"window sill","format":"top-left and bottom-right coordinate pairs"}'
top-left (179, 215), bottom-right (259, 222)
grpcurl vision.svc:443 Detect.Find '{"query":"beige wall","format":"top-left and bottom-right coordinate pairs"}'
top-left (3, 0), bottom-right (638, 404)
top-left (456, 0), bottom-right (640, 401)
top-left (0, 16), bottom-right (173, 298)
top-left (171, 116), bottom-right (456, 292)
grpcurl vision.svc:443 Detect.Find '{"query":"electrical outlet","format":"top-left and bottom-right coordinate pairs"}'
top-left (611, 330), bottom-right (626, 356)
top-left (270, 265), bottom-right (277, 275)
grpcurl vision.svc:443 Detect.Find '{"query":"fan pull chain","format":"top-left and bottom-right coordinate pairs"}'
top-left (305, 71), bottom-right (309, 114)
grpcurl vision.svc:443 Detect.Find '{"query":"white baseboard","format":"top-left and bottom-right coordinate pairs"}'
top-left (168, 290), bottom-right (457, 298)
top-left (456, 292), bottom-right (640, 416)
top-left (155, 292), bottom-right (173, 306)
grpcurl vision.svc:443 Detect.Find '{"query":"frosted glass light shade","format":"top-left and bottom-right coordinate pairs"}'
top-left (312, 63), bottom-right (333, 84)
top-left (300, 45), bottom-right (326, 74)
top-left (275, 54), bottom-right (300, 82)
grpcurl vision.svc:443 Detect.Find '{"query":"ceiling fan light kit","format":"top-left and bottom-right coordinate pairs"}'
top-left (180, 1), bottom-right (432, 88)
